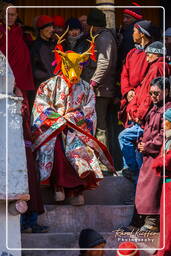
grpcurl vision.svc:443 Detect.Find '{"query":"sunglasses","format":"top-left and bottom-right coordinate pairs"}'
top-left (149, 91), bottom-right (160, 96)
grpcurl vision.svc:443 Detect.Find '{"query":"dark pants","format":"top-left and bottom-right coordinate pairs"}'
top-left (95, 97), bottom-right (112, 148)
top-left (21, 212), bottom-right (38, 228)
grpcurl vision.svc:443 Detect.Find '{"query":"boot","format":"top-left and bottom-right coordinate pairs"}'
top-left (140, 215), bottom-right (160, 232)
top-left (69, 193), bottom-right (85, 206)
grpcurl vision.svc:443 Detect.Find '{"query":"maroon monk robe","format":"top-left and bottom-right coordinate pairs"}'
top-left (0, 23), bottom-right (35, 92)
top-left (135, 101), bottom-right (171, 215)
top-left (153, 150), bottom-right (171, 256)
top-left (22, 98), bottom-right (44, 214)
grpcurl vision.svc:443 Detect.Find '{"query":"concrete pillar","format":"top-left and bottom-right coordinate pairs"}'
top-left (0, 202), bottom-right (21, 256)
top-left (96, 0), bottom-right (115, 28)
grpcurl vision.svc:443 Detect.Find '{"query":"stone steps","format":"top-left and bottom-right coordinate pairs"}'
top-left (41, 176), bottom-right (135, 205)
top-left (38, 205), bottom-right (134, 233)
top-left (22, 230), bottom-right (159, 256)
top-left (21, 177), bottom-right (159, 256)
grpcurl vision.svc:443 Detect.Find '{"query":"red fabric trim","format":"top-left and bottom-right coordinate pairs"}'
top-left (123, 9), bottom-right (143, 20)
top-left (34, 124), bottom-right (67, 151)
top-left (34, 120), bottom-right (115, 172)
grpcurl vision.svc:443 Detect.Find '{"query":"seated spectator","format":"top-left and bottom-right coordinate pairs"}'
top-left (118, 41), bottom-right (170, 185)
top-left (116, 242), bottom-right (140, 256)
top-left (153, 108), bottom-right (171, 255)
top-left (79, 228), bottom-right (106, 256)
top-left (30, 15), bottom-right (55, 89)
top-left (63, 17), bottom-right (89, 53)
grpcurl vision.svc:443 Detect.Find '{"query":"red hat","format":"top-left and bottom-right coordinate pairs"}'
top-left (36, 15), bottom-right (53, 29)
top-left (116, 242), bottom-right (140, 256)
top-left (123, 2), bottom-right (143, 20)
top-left (53, 16), bottom-right (65, 27)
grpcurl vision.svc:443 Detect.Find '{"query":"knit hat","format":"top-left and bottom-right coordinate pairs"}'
top-left (79, 228), bottom-right (106, 249)
top-left (165, 108), bottom-right (171, 122)
top-left (123, 3), bottom-right (143, 20)
top-left (36, 15), bottom-right (53, 29)
top-left (65, 17), bottom-right (82, 31)
top-left (87, 8), bottom-right (106, 27)
top-left (165, 27), bottom-right (171, 37)
top-left (134, 20), bottom-right (154, 38)
top-left (116, 242), bottom-right (140, 256)
top-left (145, 41), bottom-right (165, 55)
top-left (53, 16), bottom-right (65, 27)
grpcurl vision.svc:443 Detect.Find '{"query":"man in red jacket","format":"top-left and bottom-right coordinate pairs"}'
top-left (118, 41), bottom-right (170, 185)
top-left (119, 20), bottom-right (157, 128)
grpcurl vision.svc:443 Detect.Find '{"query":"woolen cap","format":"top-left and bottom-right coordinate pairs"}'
top-left (134, 20), bottom-right (153, 37)
top-left (145, 41), bottom-right (165, 55)
top-left (165, 27), bottom-right (171, 37)
top-left (53, 16), bottom-right (65, 27)
top-left (36, 15), bottom-right (53, 29)
top-left (65, 17), bottom-right (82, 31)
top-left (116, 242), bottom-right (140, 256)
top-left (79, 228), bottom-right (106, 249)
top-left (165, 108), bottom-right (171, 122)
top-left (87, 8), bottom-right (106, 27)
top-left (123, 5), bottom-right (143, 20)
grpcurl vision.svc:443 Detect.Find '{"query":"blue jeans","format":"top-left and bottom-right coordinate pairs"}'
top-left (118, 123), bottom-right (144, 184)
top-left (21, 212), bottom-right (38, 228)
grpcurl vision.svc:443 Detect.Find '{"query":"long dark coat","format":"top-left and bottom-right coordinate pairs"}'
top-left (30, 37), bottom-right (55, 89)
top-left (135, 100), bottom-right (171, 215)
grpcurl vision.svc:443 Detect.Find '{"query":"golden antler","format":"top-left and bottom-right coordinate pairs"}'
top-left (55, 26), bottom-right (69, 45)
top-left (87, 26), bottom-right (99, 44)
top-left (78, 26), bottom-right (98, 60)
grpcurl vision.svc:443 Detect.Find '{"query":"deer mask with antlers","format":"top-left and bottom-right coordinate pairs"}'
top-left (52, 26), bottom-right (98, 86)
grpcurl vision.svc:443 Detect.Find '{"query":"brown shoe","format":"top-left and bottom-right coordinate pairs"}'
top-left (69, 194), bottom-right (85, 206)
